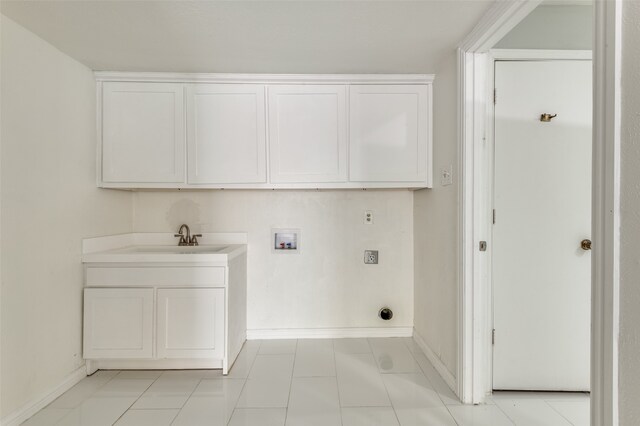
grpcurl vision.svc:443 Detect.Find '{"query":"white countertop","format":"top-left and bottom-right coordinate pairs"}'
top-left (82, 233), bottom-right (247, 264)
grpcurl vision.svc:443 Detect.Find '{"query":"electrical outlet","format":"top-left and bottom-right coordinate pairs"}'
top-left (364, 210), bottom-right (374, 225)
top-left (440, 165), bottom-right (453, 186)
top-left (364, 250), bottom-right (378, 264)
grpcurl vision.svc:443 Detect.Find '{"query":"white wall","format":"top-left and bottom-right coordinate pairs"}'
top-left (619, 2), bottom-right (640, 423)
top-left (0, 16), bottom-right (133, 419)
top-left (413, 51), bottom-right (458, 376)
top-left (132, 190), bottom-right (414, 333)
top-left (495, 5), bottom-right (592, 50)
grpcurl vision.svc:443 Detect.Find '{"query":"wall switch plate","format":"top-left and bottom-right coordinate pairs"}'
top-left (364, 210), bottom-right (374, 225)
top-left (364, 250), bottom-right (378, 264)
top-left (440, 165), bottom-right (453, 186)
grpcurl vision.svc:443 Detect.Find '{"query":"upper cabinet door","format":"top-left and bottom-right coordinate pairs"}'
top-left (349, 85), bottom-right (430, 183)
top-left (102, 82), bottom-right (185, 183)
top-left (187, 84), bottom-right (267, 184)
top-left (268, 85), bottom-right (347, 183)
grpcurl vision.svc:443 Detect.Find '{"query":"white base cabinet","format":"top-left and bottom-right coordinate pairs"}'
top-left (82, 253), bottom-right (247, 375)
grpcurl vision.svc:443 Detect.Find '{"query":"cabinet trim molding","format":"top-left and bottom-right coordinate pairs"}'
top-left (95, 72), bottom-right (435, 85)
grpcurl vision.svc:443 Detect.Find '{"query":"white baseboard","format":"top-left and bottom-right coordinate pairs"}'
top-left (413, 328), bottom-right (458, 394)
top-left (88, 359), bottom-right (223, 370)
top-left (247, 327), bottom-right (413, 340)
top-left (1, 365), bottom-right (87, 426)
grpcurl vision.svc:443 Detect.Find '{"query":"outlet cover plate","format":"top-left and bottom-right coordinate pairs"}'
top-left (364, 210), bottom-right (374, 225)
top-left (364, 250), bottom-right (379, 264)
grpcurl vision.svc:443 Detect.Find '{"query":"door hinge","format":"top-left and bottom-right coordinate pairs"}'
top-left (492, 209), bottom-right (496, 224)
top-left (492, 329), bottom-right (496, 345)
top-left (493, 88), bottom-right (497, 105)
top-left (479, 241), bottom-right (487, 252)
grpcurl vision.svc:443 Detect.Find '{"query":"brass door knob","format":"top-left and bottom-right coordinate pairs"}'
top-left (581, 239), bottom-right (592, 251)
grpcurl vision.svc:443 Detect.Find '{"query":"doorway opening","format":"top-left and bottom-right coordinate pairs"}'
top-left (458, 2), bottom-right (620, 426)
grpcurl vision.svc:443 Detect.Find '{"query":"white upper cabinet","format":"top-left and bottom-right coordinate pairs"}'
top-left (101, 82), bottom-right (185, 183)
top-left (186, 84), bottom-right (267, 184)
top-left (267, 85), bottom-right (347, 183)
top-left (97, 74), bottom-right (432, 189)
top-left (349, 85), bottom-right (430, 183)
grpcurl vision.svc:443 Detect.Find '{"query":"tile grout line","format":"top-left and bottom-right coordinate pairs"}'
top-left (542, 398), bottom-right (581, 426)
top-left (403, 337), bottom-right (463, 426)
top-left (490, 399), bottom-right (518, 425)
top-left (282, 339), bottom-right (298, 426)
top-left (226, 339), bottom-right (263, 425)
top-left (367, 337), bottom-right (404, 426)
top-left (169, 376), bottom-right (204, 426)
top-left (330, 339), bottom-right (345, 426)
top-left (52, 370), bottom-right (145, 425)
top-left (107, 374), bottom-right (158, 426)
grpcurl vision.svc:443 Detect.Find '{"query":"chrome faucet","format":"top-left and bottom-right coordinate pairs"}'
top-left (174, 224), bottom-right (202, 246)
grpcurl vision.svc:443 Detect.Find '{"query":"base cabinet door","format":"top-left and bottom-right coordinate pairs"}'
top-left (157, 288), bottom-right (225, 359)
top-left (83, 288), bottom-right (154, 359)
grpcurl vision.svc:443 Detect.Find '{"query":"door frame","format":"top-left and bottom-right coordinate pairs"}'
top-left (457, 3), bottom-right (621, 426)
top-left (488, 48), bottom-right (593, 392)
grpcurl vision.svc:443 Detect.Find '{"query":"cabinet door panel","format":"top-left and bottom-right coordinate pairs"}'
top-left (349, 85), bottom-right (429, 182)
top-left (187, 85), bottom-right (266, 184)
top-left (157, 288), bottom-right (224, 359)
top-left (268, 85), bottom-right (347, 183)
top-left (102, 82), bottom-right (185, 183)
top-left (83, 288), bottom-right (154, 359)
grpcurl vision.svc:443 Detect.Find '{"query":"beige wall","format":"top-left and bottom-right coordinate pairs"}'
top-left (619, 1), bottom-right (640, 424)
top-left (0, 16), bottom-right (133, 419)
top-left (133, 190), bottom-right (414, 332)
top-left (495, 5), bottom-right (592, 50)
top-left (413, 51), bottom-right (458, 377)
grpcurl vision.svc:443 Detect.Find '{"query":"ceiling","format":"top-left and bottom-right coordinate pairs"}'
top-left (0, 1), bottom-right (494, 73)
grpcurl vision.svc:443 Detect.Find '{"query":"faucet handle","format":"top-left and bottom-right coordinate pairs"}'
top-left (174, 233), bottom-right (188, 246)
top-left (190, 234), bottom-right (203, 246)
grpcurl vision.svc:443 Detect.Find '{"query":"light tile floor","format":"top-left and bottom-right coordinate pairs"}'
top-left (21, 338), bottom-right (590, 425)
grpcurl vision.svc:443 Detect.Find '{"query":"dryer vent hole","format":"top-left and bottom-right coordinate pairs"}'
top-left (379, 308), bottom-right (393, 321)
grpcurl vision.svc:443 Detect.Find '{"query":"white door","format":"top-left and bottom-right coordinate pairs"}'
top-left (268, 85), bottom-right (347, 183)
top-left (83, 288), bottom-right (154, 359)
top-left (102, 82), bottom-right (185, 183)
top-left (349, 85), bottom-right (429, 183)
top-left (493, 60), bottom-right (592, 391)
top-left (186, 84), bottom-right (267, 184)
top-left (157, 288), bottom-right (225, 359)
